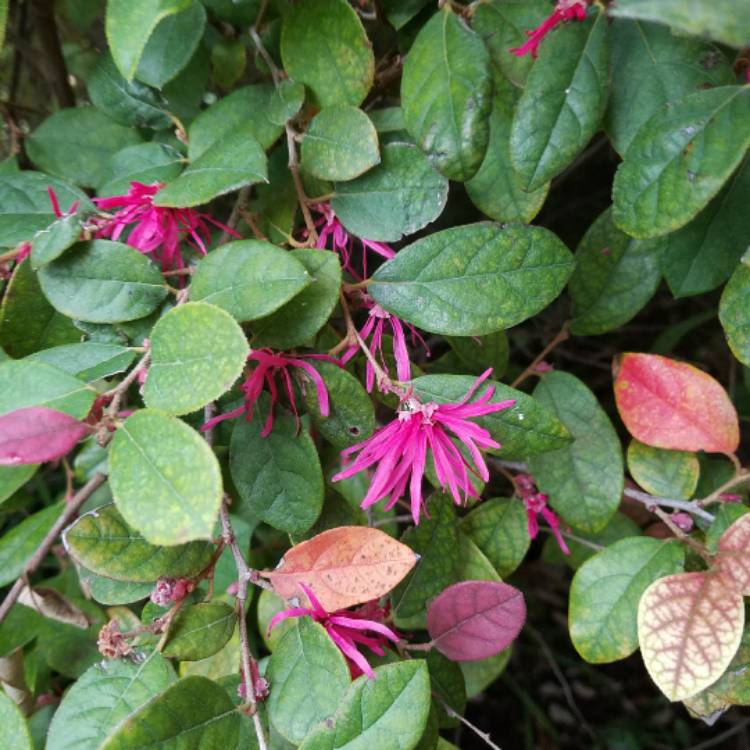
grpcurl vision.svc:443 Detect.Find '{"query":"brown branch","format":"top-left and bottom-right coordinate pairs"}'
top-left (220, 185), bottom-right (251, 244)
top-left (30, 0), bottom-right (75, 108)
top-left (510, 324), bottom-right (569, 389)
top-left (437, 697), bottom-right (503, 750)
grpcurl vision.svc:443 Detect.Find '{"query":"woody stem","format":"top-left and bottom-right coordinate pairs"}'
top-left (510, 324), bottom-right (570, 389)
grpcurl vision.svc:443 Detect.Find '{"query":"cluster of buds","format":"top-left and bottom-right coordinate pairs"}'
top-left (97, 621), bottom-right (132, 659)
top-left (150, 577), bottom-right (195, 607)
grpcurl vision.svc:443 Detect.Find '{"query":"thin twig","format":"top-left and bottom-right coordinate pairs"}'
top-left (536, 526), bottom-right (604, 552)
top-left (437, 697), bottom-right (503, 750)
top-left (511, 324), bottom-right (569, 389)
top-left (220, 185), bottom-right (251, 244)
top-left (104, 350), bottom-right (151, 417)
top-left (286, 125), bottom-right (317, 243)
top-left (697, 470), bottom-right (750, 507)
top-left (623, 488), bottom-right (715, 523)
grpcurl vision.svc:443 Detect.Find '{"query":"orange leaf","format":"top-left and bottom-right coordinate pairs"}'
top-left (260, 526), bottom-right (418, 612)
top-left (715, 513), bottom-right (750, 595)
top-left (613, 353), bottom-right (739, 454)
top-left (637, 571), bottom-right (744, 701)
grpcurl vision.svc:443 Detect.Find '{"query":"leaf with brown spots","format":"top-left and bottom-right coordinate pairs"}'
top-left (714, 513), bottom-right (750, 595)
top-left (260, 526), bottom-right (418, 611)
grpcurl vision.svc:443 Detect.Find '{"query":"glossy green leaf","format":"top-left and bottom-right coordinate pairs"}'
top-left (627, 440), bottom-right (700, 500)
top-left (252, 249), bottom-right (341, 349)
top-left (97, 142), bottom-right (184, 197)
top-left (154, 123), bottom-right (268, 207)
top-left (331, 142), bottom-right (448, 243)
top-left (38, 240), bottom-right (168, 323)
top-left (529, 372), bottom-right (624, 533)
top-left (401, 7), bottom-right (491, 181)
top-left (267, 618), bottom-right (351, 745)
top-left (143, 302), bottom-right (249, 415)
top-left (456, 532), bottom-right (501, 583)
top-left (510, 8), bottom-right (609, 191)
top-left (230, 401), bottom-right (323, 535)
top-left (26, 107), bottom-right (143, 187)
top-left (569, 208), bottom-right (662, 335)
top-left (109, 409), bottom-right (223, 545)
top-left (612, 86), bottom-right (750, 239)
top-left (411, 374), bottom-right (572, 460)
top-left (0, 464), bottom-right (38, 506)
top-left (609, 0), bottom-right (750, 50)
top-left (29, 343), bottom-right (135, 382)
top-left (0, 503), bottom-right (62, 586)
top-left (720, 264), bottom-right (750, 367)
top-left (569, 537), bottom-right (685, 663)
top-left (191, 240), bottom-right (311, 322)
top-left (106, 0), bottom-right (192, 79)
top-left (46, 651), bottom-right (176, 750)
top-left (30, 212), bottom-right (82, 269)
top-left (302, 106), bottom-right (379, 182)
top-left (162, 602), bottom-right (236, 660)
top-left (100, 676), bottom-right (240, 750)
top-left (445, 331), bottom-right (509, 379)
top-left (79, 568), bottom-right (154, 605)
top-left (606, 20), bottom-right (734, 156)
top-left (64, 503), bottom-right (213, 582)
top-left (0, 359), bottom-right (94, 418)
top-left (460, 498), bottom-right (530, 578)
top-left (280, 0), bottom-right (374, 108)
top-left (299, 661), bottom-right (431, 750)
top-left (0, 691), bottom-right (32, 750)
top-left (369, 223), bottom-right (574, 336)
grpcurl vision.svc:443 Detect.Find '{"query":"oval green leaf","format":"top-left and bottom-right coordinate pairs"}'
top-left (0, 503), bottom-right (62, 586)
top-left (627, 439), bottom-right (700, 500)
top-left (720, 263), bottom-right (750, 367)
top-left (162, 602), bottom-right (237, 661)
top-left (0, 691), bottom-right (32, 750)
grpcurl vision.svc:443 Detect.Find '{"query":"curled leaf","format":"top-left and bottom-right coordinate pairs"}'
top-left (17, 586), bottom-right (90, 629)
top-left (426, 580), bottom-right (526, 662)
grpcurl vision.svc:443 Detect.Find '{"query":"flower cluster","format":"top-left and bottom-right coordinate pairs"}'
top-left (510, 0), bottom-right (589, 59)
top-left (149, 577), bottom-right (195, 607)
top-left (269, 583), bottom-right (399, 678)
top-left (97, 620), bottom-right (132, 660)
top-left (515, 473), bottom-right (570, 554)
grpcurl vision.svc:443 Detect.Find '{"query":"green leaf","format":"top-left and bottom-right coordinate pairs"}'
top-left (605, 20), bottom-right (734, 156)
top-left (0, 464), bottom-right (38, 506)
top-left (191, 240), bottom-right (310, 323)
top-left (230, 401), bottom-right (324, 535)
top-left (0, 603), bottom-right (44, 657)
top-left (267, 618), bottom-right (351, 745)
top-left (0, 503), bottom-right (62, 586)
top-left (627, 440), bottom-right (700, 500)
top-left (301, 106), bottom-right (379, 182)
top-left (0, 171), bottom-right (92, 247)
top-left (280, 0), bottom-right (374, 108)
top-left (0, 691), bottom-right (32, 750)
top-left (460, 648), bottom-right (512, 699)
top-left (331, 142), bottom-right (448, 243)
top-left (302, 360), bottom-right (374, 449)
top-left (0, 359), bottom-right (94, 418)
top-left (369, 223), bottom-right (574, 336)
top-left (529, 372), bottom-right (624, 533)
top-left (188, 84), bottom-right (281, 159)
top-left (510, 8), bottom-right (609, 191)
top-left (88, 53), bottom-right (171, 129)
top-left (252, 249), bottom-right (342, 350)
top-left (381, 0), bottom-right (431, 30)
top-left (456, 532), bottom-right (501, 583)
top-left (163, 603), bottom-right (237, 660)
top-left (64, 503), bottom-right (214, 582)
top-left (46, 651), bottom-right (176, 750)
top-left (411, 374), bottom-right (572, 460)
top-left (466, 71), bottom-right (549, 224)
top-left (154, 123), bottom-right (268, 207)
top-left (29, 343), bottom-right (135, 382)
top-left (143, 302), bottom-right (249, 415)
top-left (30, 212), bottom-right (82, 269)
top-left (720, 264), bottom-right (750, 367)
top-left (425, 652), bottom-right (466, 729)
top-left (100, 676), bottom-right (240, 750)
top-left (299, 661), bottom-right (431, 750)
top-left (569, 537), bottom-right (685, 663)
top-left (79, 568), bottom-right (154, 605)
top-left (97, 142), bottom-right (184, 197)
top-left (136, 0), bottom-right (206, 89)
top-left (401, 7), bottom-right (492, 181)
top-left (106, 0), bottom-right (192, 79)
top-left (38, 240), bottom-right (168, 324)
top-left (26, 107), bottom-right (143, 187)
top-left (662, 156), bottom-right (750, 297)
top-left (460, 498), bottom-right (530, 578)
top-left (211, 37), bottom-right (246, 90)
top-left (569, 208), bottom-right (662, 335)
top-left (445, 331), bottom-right (509, 379)
top-left (109, 409), bottom-right (223, 545)
top-left (609, 0), bottom-right (750, 50)
top-left (393, 498), bottom-right (459, 626)
top-left (267, 79), bottom-right (306, 126)
top-left (0, 260), bottom-right (80, 357)
top-left (612, 86), bottom-right (750, 239)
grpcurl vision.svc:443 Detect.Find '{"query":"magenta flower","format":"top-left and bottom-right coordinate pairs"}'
top-left (515, 474), bottom-right (570, 555)
top-left (311, 204), bottom-right (394, 280)
top-left (269, 583), bottom-right (399, 679)
top-left (510, 0), bottom-right (588, 58)
top-left (47, 186), bottom-right (81, 220)
top-left (92, 181), bottom-right (239, 271)
top-left (332, 370), bottom-right (515, 524)
top-left (201, 348), bottom-right (338, 437)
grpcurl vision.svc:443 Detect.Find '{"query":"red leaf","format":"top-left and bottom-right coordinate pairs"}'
top-left (0, 407), bottom-right (91, 465)
top-left (426, 580), bottom-right (526, 662)
top-left (613, 353), bottom-right (739, 454)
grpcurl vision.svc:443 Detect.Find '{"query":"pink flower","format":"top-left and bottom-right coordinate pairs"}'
top-left (332, 369), bottom-right (515, 524)
top-left (92, 181), bottom-right (239, 271)
top-left (269, 583), bottom-right (399, 679)
top-left (515, 474), bottom-right (570, 555)
top-left (201, 348), bottom-right (338, 437)
top-left (150, 577), bottom-right (195, 606)
top-left (47, 186), bottom-right (80, 220)
top-left (311, 204), bottom-right (394, 280)
top-left (510, 0), bottom-right (589, 58)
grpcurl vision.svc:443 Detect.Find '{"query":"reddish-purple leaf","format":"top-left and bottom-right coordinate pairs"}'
top-left (0, 407), bottom-right (91, 465)
top-left (426, 580), bottom-right (526, 662)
